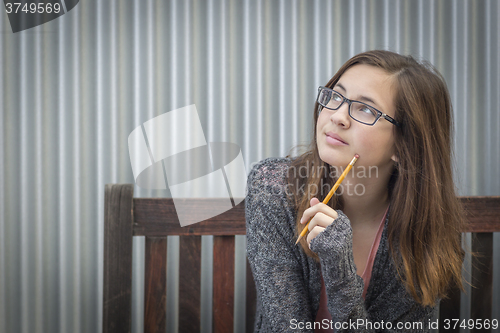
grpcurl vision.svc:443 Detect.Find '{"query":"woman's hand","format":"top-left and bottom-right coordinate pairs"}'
top-left (300, 197), bottom-right (338, 248)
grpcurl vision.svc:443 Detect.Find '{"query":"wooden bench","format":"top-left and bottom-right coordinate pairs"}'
top-left (103, 184), bottom-right (500, 333)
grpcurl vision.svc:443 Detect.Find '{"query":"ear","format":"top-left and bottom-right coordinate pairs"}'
top-left (391, 154), bottom-right (399, 163)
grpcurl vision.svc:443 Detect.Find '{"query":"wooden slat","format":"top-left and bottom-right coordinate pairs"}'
top-left (179, 236), bottom-right (202, 332)
top-left (144, 237), bottom-right (167, 333)
top-left (439, 285), bottom-right (461, 333)
top-left (213, 236), bottom-right (235, 333)
top-left (103, 184), bottom-right (134, 333)
top-left (132, 196), bottom-right (500, 236)
top-left (133, 198), bottom-right (246, 236)
top-left (471, 233), bottom-right (493, 333)
top-left (461, 197), bottom-right (500, 232)
top-left (246, 258), bottom-right (256, 333)
top-left (438, 233), bottom-right (464, 333)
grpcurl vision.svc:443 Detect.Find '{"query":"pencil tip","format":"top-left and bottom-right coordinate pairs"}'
top-left (295, 236), bottom-right (302, 245)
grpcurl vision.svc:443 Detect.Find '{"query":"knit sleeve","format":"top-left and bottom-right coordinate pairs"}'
top-left (245, 158), bottom-right (314, 332)
top-left (310, 210), bottom-right (436, 332)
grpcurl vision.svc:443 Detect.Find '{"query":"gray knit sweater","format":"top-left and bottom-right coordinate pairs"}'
top-left (245, 157), bottom-right (437, 332)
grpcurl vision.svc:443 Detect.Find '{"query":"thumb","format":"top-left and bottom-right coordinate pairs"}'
top-left (310, 197), bottom-right (321, 206)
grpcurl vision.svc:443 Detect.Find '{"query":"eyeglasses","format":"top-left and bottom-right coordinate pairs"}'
top-left (316, 86), bottom-right (402, 127)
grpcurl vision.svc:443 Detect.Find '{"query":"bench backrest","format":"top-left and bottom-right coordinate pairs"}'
top-left (103, 184), bottom-right (500, 333)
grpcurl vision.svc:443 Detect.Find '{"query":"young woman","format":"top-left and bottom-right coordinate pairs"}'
top-left (245, 50), bottom-right (465, 332)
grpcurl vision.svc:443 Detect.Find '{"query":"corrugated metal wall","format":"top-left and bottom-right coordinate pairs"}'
top-left (1, 0), bottom-right (499, 332)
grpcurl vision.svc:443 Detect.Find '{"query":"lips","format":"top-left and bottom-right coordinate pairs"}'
top-left (326, 132), bottom-right (348, 145)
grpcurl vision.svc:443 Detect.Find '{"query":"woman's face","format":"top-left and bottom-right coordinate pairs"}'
top-left (316, 64), bottom-right (398, 170)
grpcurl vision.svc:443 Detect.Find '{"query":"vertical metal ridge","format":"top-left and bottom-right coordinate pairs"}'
top-left (0, 16), bottom-right (5, 333)
top-left (470, 0), bottom-right (479, 194)
top-left (451, 0), bottom-right (459, 176)
top-left (34, 28), bottom-right (44, 333)
top-left (360, 0), bottom-right (367, 50)
top-left (484, 0), bottom-right (492, 195)
top-left (257, 0), bottom-right (264, 158)
top-left (461, 0), bottom-right (469, 194)
top-left (297, 0), bottom-right (308, 143)
top-left (19, 28), bottom-right (29, 333)
top-left (348, 0), bottom-right (355, 57)
top-left (497, 0), bottom-right (500, 194)
top-left (290, 0), bottom-right (298, 150)
top-left (312, 0), bottom-right (319, 88)
top-left (395, 0), bottom-right (401, 52)
top-left (430, 0), bottom-right (436, 63)
top-left (0, 9), bottom-right (7, 333)
top-left (243, 0), bottom-right (251, 166)
top-left (227, 0), bottom-right (238, 149)
top-left (109, 0), bottom-right (117, 183)
top-left (96, 1), bottom-right (105, 332)
top-left (56, 13), bottom-right (65, 333)
top-left (383, 0), bottom-right (389, 48)
top-left (73, 6), bottom-right (82, 332)
top-left (418, 0), bottom-right (424, 56)
top-left (220, 0), bottom-right (227, 142)
top-left (264, 0), bottom-right (273, 155)
top-left (495, 0), bottom-right (500, 325)
top-left (279, 0), bottom-right (286, 155)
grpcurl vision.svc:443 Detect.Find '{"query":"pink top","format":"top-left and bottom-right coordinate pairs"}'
top-left (314, 206), bottom-right (389, 332)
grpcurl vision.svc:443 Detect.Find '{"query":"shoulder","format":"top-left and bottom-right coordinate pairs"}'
top-left (246, 157), bottom-right (292, 193)
top-left (245, 157), bottom-right (296, 230)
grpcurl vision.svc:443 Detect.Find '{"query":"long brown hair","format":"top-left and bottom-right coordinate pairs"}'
top-left (285, 50), bottom-right (465, 307)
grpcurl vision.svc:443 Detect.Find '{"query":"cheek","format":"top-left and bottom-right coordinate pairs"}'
top-left (354, 131), bottom-right (395, 162)
top-left (354, 131), bottom-right (372, 147)
top-left (316, 113), bottom-right (327, 138)
top-left (353, 128), bottom-right (376, 147)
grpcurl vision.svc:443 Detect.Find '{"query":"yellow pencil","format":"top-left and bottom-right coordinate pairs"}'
top-left (295, 154), bottom-right (360, 245)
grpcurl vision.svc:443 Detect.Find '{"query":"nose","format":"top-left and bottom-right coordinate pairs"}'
top-left (330, 101), bottom-right (351, 128)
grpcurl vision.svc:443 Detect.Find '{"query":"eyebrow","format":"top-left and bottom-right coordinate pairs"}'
top-left (334, 83), bottom-right (381, 109)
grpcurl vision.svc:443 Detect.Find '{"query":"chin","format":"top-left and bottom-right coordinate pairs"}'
top-left (317, 146), bottom-right (329, 163)
top-left (318, 148), bottom-right (342, 167)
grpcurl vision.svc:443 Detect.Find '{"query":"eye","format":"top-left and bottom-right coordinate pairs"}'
top-left (360, 106), bottom-right (377, 116)
top-left (332, 93), bottom-right (342, 102)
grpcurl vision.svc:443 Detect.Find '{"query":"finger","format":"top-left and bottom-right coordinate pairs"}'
top-left (310, 197), bottom-right (321, 206)
top-left (300, 198), bottom-right (321, 224)
top-left (307, 226), bottom-right (325, 246)
top-left (307, 212), bottom-right (336, 231)
top-left (301, 203), bottom-right (339, 224)
top-left (300, 200), bottom-right (321, 223)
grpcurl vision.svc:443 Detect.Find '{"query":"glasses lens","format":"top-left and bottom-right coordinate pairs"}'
top-left (317, 88), bottom-right (331, 106)
top-left (318, 88), bottom-right (343, 109)
top-left (350, 102), bottom-right (378, 124)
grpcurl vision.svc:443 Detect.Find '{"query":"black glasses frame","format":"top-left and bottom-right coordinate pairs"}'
top-left (317, 86), bottom-right (402, 127)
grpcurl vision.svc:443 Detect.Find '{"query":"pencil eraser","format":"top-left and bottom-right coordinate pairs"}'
top-left (354, 154), bottom-right (359, 159)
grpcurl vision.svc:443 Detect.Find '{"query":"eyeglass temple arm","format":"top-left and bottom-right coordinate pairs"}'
top-left (382, 113), bottom-right (401, 127)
